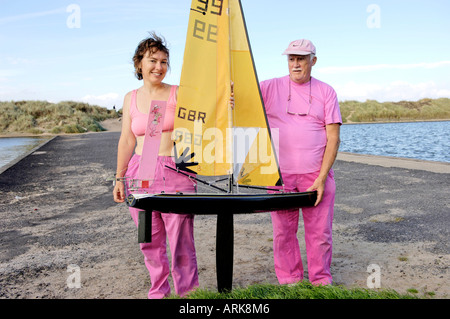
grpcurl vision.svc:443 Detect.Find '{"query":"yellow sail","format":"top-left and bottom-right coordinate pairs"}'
top-left (174, 0), bottom-right (281, 187)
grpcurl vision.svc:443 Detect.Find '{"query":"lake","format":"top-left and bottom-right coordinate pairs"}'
top-left (0, 136), bottom-right (51, 171)
top-left (340, 121), bottom-right (449, 163)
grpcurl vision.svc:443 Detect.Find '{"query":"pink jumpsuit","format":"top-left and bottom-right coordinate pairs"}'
top-left (260, 76), bottom-right (342, 286)
top-left (127, 87), bottom-right (199, 298)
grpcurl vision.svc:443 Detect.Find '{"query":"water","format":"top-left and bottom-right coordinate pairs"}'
top-left (0, 137), bottom-right (51, 170)
top-left (340, 121), bottom-right (450, 163)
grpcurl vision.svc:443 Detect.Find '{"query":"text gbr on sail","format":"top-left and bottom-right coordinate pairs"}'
top-left (177, 107), bottom-right (207, 124)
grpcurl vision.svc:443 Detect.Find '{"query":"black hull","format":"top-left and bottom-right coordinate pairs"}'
top-left (126, 191), bottom-right (317, 214)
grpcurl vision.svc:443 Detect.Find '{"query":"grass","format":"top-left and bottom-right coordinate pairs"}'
top-left (0, 100), bottom-right (119, 135)
top-left (176, 281), bottom-right (419, 299)
top-left (340, 98), bottom-right (450, 123)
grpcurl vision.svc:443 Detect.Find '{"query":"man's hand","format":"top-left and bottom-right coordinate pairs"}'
top-left (307, 124), bottom-right (340, 206)
top-left (306, 176), bottom-right (326, 206)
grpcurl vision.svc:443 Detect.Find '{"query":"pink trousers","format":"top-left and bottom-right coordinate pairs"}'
top-left (271, 170), bottom-right (335, 286)
top-left (126, 155), bottom-right (199, 299)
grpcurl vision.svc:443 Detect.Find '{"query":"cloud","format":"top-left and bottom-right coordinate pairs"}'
top-left (0, 69), bottom-right (23, 84)
top-left (335, 81), bottom-right (450, 102)
top-left (317, 61), bottom-right (450, 74)
top-left (0, 8), bottom-right (66, 25)
top-left (4, 57), bottom-right (34, 65)
top-left (0, 69), bottom-right (22, 77)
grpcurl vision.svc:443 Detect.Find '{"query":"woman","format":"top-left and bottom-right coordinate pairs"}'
top-left (113, 33), bottom-right (199, 299)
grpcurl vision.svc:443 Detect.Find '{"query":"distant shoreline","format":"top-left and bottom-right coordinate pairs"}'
top-left (0, 117), bottom-right (122, 138)
top-left (343, 118), bottom-right (450, 125)
top-left (1, 98), bottom-right (449, 135)
top-left (1, 117), bottom-right (448, 138)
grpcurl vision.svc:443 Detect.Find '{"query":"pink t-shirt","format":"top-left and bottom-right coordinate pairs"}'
top-left (130, 85), bottom-right (177, 137)
top-left (260, 76), bottom-right (342, 174)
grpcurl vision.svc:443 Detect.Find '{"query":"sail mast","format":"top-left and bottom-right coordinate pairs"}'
top-left (227, 2), bottom-right (235, 194)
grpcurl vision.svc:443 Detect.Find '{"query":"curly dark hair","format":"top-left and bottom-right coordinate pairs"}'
top-left (133, 32), bottom-right (170, 80)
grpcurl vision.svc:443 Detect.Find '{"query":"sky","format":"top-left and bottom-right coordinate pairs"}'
top-left (1, 0), bottom-right (449, 109)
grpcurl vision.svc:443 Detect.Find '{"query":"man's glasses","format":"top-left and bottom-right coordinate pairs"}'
top-left (286, 79), bottom-right (312, 116)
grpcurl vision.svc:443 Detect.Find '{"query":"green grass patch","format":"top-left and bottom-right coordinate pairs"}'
top-left (176, 282), bottom-right (418, 299)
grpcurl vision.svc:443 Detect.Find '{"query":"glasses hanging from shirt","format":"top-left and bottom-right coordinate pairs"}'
top-left (286, 78), bottom-right (312, 116)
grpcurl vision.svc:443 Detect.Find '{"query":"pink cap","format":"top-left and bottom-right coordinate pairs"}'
top-left (282, 39), bottom-right (316, 56)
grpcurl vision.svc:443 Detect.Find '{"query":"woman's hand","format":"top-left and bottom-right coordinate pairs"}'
top-left (113, 180), bottom-right (125, 203)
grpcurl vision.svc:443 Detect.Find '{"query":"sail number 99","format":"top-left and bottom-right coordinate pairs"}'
top-left (192, 0), bottom-right (224, 43)
top-left (195, 0), bottom-right (224, 16)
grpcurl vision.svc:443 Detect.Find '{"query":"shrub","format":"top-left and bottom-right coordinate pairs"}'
top-left (0, 100), bottom-right (118, 134)
top-left (339, 98), bottom-right (450, 123)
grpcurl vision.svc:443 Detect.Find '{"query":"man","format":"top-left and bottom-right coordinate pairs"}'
top-left (260, 39), bottom-right (342, 286)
